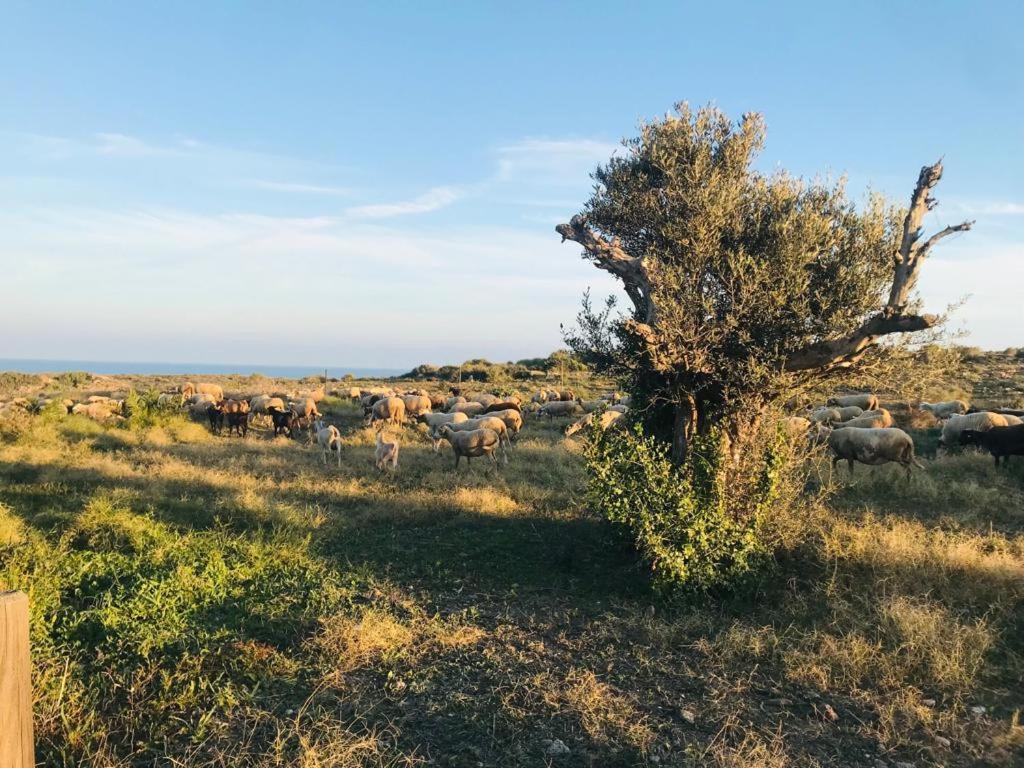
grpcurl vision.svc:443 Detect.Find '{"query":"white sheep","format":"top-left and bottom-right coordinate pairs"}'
top-left (402, 394), bottom-right (432, 418)
top-left (449, 401), bottom-right (486, 417)
top-left (826, 393), bottom-right (879, 411)
top-left (538, 400), bottom-right (583, 419)
top-left (374, 430), bottom-right (399, 471)
top-left (940, 411), bottom-right (1010, 447)
top-left (832, 409), bottom-right (894, 430)
top-left (435, 424), bottom-right (501, 469)
top-left (565, 409), bottom-right (625, 437)
top-left (314, 420), bottom-right (342, 467)
top-left (418, 411), bottom-right (470, 452)
top-left (369, 397), bottom-right (406, 428)
top-left (436, 416), bottom-right (511, 461)
top-left (920, 400), bottom-right (969, 419)
top-left (827, 427), bottom-right (923, 476)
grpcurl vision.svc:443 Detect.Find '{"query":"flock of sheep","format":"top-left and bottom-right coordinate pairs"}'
top-left (155, 381), bottom-right (632, 471)
top-left (788, 394), bottom-right (1024, 473)
top-left (8, 378), bottom-right (1023, 473)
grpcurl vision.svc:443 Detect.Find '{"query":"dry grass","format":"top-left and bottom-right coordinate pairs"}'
top-left (0, 379), bottom-right (1021, 766)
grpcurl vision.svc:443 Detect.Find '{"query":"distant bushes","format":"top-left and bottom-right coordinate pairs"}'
top-left (398, 350), bottom-right (587, 383)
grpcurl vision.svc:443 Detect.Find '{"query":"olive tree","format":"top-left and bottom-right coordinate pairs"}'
top-left (559, 104), bottom-right (972, 463)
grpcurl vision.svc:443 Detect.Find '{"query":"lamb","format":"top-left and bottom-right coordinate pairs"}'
top-left (402, 394), bottom-right (432, 417)
top-left (369, 396), bottom-right (406, 428)
top-left (827, 427), bottom-right (923, 476)
top-left (538, 400), bottom-right (583, 419)
top-left (314, 420), bottom-right (342, 467)
top-left (374, 430), bottom-right (399, 471)
top-left (436, 424), bottom-right (502, 469)
top-left (449, 401), bottom-right (486, 417)
top-left (226, 409), bottom-right (249, 438)
top-left (832, 409), bottom-right (894, 430)
top-left (920, 400), bottom-right (969, 419)
top-left (565, 409), bottom-right (625, 437)
top-left (267, 406), bottom-right (295, 436)
top-left (826, 393), bottom-right (879, 411)
top-left (959, 425), bottom-right (1024, 466)
top-left (206, 403), bottom-right (225, 434)
top-left (939, 411), bottom-right (1010, 448)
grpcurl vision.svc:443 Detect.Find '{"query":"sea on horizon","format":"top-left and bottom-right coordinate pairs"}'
top-left (0, 358), bottom-right (405, 379)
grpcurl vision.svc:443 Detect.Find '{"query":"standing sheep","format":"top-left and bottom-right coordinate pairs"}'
top-left (369, 397), bottom-right (406, 428)
top-left (920, 400), bottom-right (969, 419)
top-left (436, 424), bottom-right (502, 470)
top-left (826, 393), bottom-right (879, 411)
top-left (374, 430), bottom-right (399, 471)
top-left (827, 427), bottom-right (923, 477)
top-left (940, 412), bottom-right (1010, 448)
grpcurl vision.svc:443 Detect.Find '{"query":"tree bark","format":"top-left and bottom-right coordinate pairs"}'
top-left (671, 393), bottom-right (697, 464)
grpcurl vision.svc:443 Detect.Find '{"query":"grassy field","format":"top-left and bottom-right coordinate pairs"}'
top-left (0, 379), bottom-right (1022, 766)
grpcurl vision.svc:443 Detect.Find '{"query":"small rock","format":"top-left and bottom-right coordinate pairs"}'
top-left (544, 739), bottom-right (571, 758)
top-left (935, 736), bottom-right (951, 748)
top-left (818, 703), bottom-right (839, 722)
top-left (284, 708), bottom-right (294, 716)
top-left (922, 698), bottom-right (936, 707)
top-left (970, 705), bottom-right (986, 716)
top-left (680, 709), bottom-right (696, 724)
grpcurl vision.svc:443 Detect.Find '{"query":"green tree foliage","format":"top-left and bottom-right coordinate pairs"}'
top-left (560, 103), bottom-right (971, 462)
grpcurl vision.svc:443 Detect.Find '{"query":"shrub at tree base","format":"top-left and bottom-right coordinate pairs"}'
top-left (583, 421), bottom-right (787, 593)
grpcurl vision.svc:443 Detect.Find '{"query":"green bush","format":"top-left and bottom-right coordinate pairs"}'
top-left (582, 422), bottom-right (785, 593)
top-left (122, 389), bottom-right (180, 430)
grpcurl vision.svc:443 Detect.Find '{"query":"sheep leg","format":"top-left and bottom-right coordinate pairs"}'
top-left (847, 459), bottom-right (855, 474)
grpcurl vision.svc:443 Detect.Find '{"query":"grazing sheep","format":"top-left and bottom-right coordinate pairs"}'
top-left (267, 406), bottom-right (295, 436)
top-left (577, 399), bottom-right (607, 413)
top-left (468, 393), bottom-right (499, 408)
top-left (157, 392), bottom-right (181, 407)
top-left (781, 416), bottom-right (812, 438)
top-left (809, 407), bottom-right (843, 425)
top-left (314, 420), bottom-right (342, 467)
top-left (826, 393), bottom-right (879, 411)
top-left (450, 401), bottom-right (486, 417)
top-left (827, 427), bottom-right (923, 476)
top-left (181, 382), bottom-right (224, 402)
top-left (920, 400), bottom-right (969, 419)
top-left (223, 398), bottom-right (250, 415)
top-left (1003, 414), bottom-right (1023, 426)
top-left (960, 425), bottom-right (1024, 467)
top-left (834, 405), bottom-right (864, 421)
top-left (374, 430), bottom-right (399, 471)
top-left (369, 397), bottom-right (406, 428)
top-left (189, 396), bottom-right (217, 419)
top-left (558, 390), bottom-right (576, 402)
top-left (485, 408), bottom-right (524, 438)
top-left (429, 393), bottom-right (446, 410)
top-left (71, 402), bottom-right (120, 421)
top-left (417, 411), bottom-right (470, 452)
top-left (538, 400), bottom-right (583, 419)
top-left (940, 411), bottom-right (1010, 448)
top-left (445, 395), bottom-right (467, 410)
top-left (483, 401), bottom-right (522, 415)
top-left (436, 424), bottom-right (501, 469)
top-left (565, 409), bottom-right (625, 437)
top-left (289, 397), bottom-right (321, 420)
top-left (832, 409), bottom-right (894, 430)
top-left (438, 416), bottom-right (511, 461)
top-left (402, 394), bottom-right (432, 417)
top-left (608, 404), bottom-right (629, 414)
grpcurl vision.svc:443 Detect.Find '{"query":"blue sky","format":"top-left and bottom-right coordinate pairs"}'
top-left (2, 1), bottom-right (1022, 368)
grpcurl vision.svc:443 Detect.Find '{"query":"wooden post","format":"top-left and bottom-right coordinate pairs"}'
top-left (0, 592), bottom-right (33, 768)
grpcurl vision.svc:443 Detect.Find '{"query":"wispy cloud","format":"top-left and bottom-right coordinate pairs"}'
top-left (244, 179), bottom-right (352, 196)
top-left (945, 199), bottom-right (1024, 216)
top-left (346, 186), bottom-right (461, 218)
top-left (93, 132), bottom-right (184, 156)
top-left (495, 138), bottom-right (619, 184)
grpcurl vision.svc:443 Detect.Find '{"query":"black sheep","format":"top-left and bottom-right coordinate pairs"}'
top-left (960, 425), bottom-right (1024, 466)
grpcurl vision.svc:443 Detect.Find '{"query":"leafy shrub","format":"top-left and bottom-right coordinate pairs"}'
top-left (122, 389), bottom-right (180, 430)
top-left (582, 422), bottom-right (793, 593)
top-left (54, 371), bottom-right (91, 389)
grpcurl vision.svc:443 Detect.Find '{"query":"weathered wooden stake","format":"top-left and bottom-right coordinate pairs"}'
top-left (0, 592), bottom-right (33, 768)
